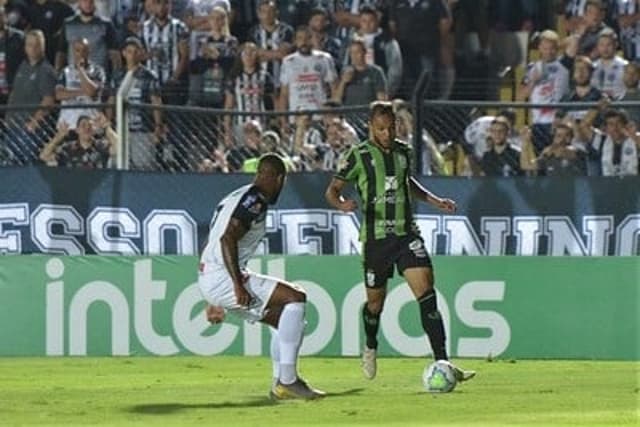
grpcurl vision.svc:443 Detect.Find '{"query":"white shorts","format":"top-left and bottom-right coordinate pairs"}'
top-left (198, 267), bottom-right (279, 323)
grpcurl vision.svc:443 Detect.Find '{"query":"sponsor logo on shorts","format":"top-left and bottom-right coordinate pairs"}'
top-left (409, 239), bottom-right (427, 258)
top-left (408, 239), bottom-right (423, 251)
top-left (366, 269), bottom-right (376, 287)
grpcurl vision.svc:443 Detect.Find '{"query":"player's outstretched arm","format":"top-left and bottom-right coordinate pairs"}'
top-left (220, 218), bottom-right (252, 307)
top-left (325, 177), bottom-right (357, 212)
top-left (409, 176), bottom-right (456, 213)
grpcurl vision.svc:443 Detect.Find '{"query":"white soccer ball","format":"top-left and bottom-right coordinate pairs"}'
top-left (423, 360), bottom-right (457, 393)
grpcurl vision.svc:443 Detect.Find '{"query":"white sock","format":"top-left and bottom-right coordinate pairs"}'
top-left (277, 302), bottom-right (305, 385)
top-left (270, 327), bottom-right (279, 387)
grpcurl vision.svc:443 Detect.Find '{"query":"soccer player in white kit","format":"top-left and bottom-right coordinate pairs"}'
top-left (198, 153), bottom-right (325, 400)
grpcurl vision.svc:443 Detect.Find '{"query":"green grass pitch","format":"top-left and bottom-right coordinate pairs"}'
top-left (0, 357), bottom-right (638, 426)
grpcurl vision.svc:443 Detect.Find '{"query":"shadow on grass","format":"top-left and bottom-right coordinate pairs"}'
top-left (126, 388), bottom-right (365, 415)
top-left (127, 397), bottom-right (275, 414)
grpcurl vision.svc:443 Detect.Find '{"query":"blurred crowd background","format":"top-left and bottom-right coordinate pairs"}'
top-left (0, 0), bottom-right (638, 177)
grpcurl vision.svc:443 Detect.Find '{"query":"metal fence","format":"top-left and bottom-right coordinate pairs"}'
top-left (419, 99), bottom-right (640, 177)
top-left (2, 96), bottom-right (639, 177)
top-left (125, 102), bottom-right (370, 173)
top-left (0, 102), bottom-right (370, 173)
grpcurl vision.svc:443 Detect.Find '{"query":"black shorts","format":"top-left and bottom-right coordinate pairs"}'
top-left (363, 234), bottom-right (432, 289)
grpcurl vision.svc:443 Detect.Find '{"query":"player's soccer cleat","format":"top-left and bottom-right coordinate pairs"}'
top-left (271, 378), bottom-right (325, 400)
top-left (452, 365), bottom-right (476, 382)
top-left (298, 377), bottom-right (326, 398)
top-left (361, 346), bottom-right (377, 379)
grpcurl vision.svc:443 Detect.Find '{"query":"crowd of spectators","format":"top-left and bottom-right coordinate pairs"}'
top-left (0, 0), bottom-right (637, 176)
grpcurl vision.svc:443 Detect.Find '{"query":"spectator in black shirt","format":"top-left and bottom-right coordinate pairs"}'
top-left (480, 116), bottom-right (524, 176)
top-left (575, 0), bottom-right (613, 59)
top-left (534, 122), bottom-right (587, 176)
top-left (0, 6), bottom-right (25, 111)
top-left (56, 0), bottom-right (120, 75)
top-left (308, 7), bottom-right (341, 70)
top-left (388, 0), bottom-right (453, 99)
top-left (26, 0), bottom-right (74, 65)
top-left (5, 29), bottom-right (57, 164)
top-left (561, 55), bottom-right (604, 121)
top-left (39, 113), bottom-right (116, 169)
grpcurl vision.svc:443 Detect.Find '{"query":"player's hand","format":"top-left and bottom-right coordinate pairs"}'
top-left (435, 198), bottom-right (457, 213)
top-left (56, 121), bottom-right (70, 138)
top-left (338, 199), bottom-right (358, 212)
top-left (206, 304), bottom-right (225, 324)
top-left (341, 67), bottom-right (355, 84)
top-left (234, 275), bottom-right (252, 307)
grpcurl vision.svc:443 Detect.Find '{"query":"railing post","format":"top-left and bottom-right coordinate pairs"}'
top-left (116, 70), bottom-right (135, 170)
top-left (412, 71), bottom-right (431, 175)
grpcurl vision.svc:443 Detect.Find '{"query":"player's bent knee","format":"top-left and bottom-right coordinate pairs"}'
top-left (366, 300), bottom-right (384, 315)
top-left (276, 281), bottom-right (307, 303)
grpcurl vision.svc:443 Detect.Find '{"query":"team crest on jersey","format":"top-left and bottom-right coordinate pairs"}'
top-left (314, 63), bottom-right (322, 73)
top-left (384, 177), bottom-right (398, 192)
top-left (242, 194), bottom-right (257, 208)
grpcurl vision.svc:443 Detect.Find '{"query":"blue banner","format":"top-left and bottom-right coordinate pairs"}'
top-left (1, 166), bottom-right (639, 255)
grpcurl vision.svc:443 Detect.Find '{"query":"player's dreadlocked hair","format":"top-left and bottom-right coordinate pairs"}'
top-left (258, 153), bottom-right (287, 177)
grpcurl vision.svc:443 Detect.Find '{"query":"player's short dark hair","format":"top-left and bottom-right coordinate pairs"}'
top-left (370, 100), bottom-right (395, 121)
top-left (258, 153), bottom-right (287, 176)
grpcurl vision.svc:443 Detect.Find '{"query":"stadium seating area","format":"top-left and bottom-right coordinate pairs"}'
top-left (0, 0), bottom-right (638, 176)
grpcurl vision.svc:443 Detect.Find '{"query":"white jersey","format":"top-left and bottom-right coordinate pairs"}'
top-left (56, 63), bottom-right (106, 129)
top-left (280, 50), bottom-right (337, 112)
top-left (200, 184), bottom-right (268, 275)
top-left (524, 57), bottom-right (572, 124)
top-left (591, 56), bottom-right (628, 99)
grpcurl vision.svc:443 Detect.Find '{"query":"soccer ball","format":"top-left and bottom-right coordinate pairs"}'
top-left (423, 360), bottom-right (457, 393)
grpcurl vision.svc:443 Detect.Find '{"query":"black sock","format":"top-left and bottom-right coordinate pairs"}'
top-left (418, 289), bottom-right (448, 361)
top-left (362, 305), bottom-right (380, 350)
